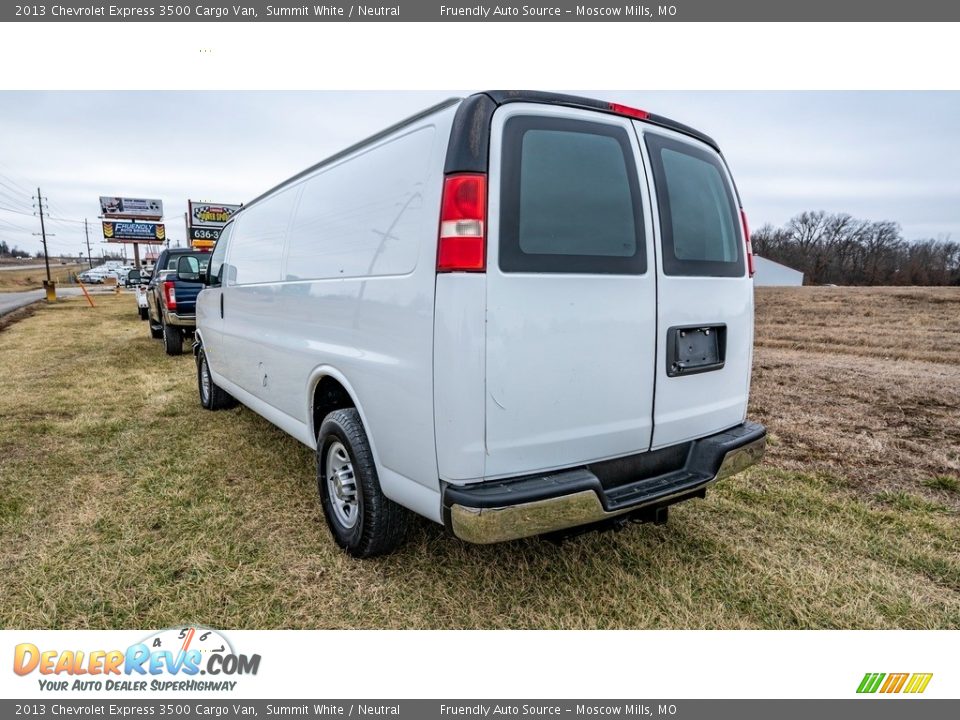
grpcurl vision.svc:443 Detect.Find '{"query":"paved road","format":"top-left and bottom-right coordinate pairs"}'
top-left (0, 263), bottom-right (77, 272)
top-left (0, 289), bottom-right (43, 315)
top-left (0, 286), bottom-right (115, 316)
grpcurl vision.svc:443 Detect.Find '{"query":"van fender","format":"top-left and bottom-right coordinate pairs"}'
top-left (306, 365), bottom-right (414, 510)
top-left (192, 329), bottom-right (205, 357)
top-left (306, 366), bottom-right (387, 469)
top-left (305, 366), bottom-right (439, 520)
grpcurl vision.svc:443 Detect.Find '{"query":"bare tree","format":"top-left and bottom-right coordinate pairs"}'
top-left (755, 211), bottom-right (959, 286)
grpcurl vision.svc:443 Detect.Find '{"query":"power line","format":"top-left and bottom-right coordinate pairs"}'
top-left (0, 204), bottom-right (36, 217)
top-left (0, 165), bottom-right (34, 196)
top-left (0, 216), bottom-right (34, 232)
top-left (0, 189), bottom-right (33, 212)
top-left (45, 199), bottom-right (74, 219)
top-left (0, 204), bottom-right (89, 227)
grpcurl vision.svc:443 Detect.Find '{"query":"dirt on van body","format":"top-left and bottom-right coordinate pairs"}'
top-left (0, 288), bottom-right (957, 629)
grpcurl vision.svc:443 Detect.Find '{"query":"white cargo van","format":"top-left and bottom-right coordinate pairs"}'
top-left (194, 91), bottom-right (766, 557)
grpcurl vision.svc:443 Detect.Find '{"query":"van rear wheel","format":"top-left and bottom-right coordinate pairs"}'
top-left (317, 408), bottom-right (409, 558)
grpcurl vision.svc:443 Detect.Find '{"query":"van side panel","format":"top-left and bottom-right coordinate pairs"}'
top-left (219, 108), bottom-right (456, 512)
top-left (218, 188), bottom-right (301, 399)
top-left (433, 274), bottom-right (487, 482)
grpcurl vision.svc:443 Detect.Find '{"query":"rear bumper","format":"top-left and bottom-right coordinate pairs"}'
top-left (443, 421), bottom-right (766, 544)
top-left (164, 311), bottom-right (196, 328)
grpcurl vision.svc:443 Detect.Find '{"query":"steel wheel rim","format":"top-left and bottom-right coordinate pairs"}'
top-left (200, 357), bottom-right (211, 403)
top-left (326, 441), bottom-right (359, 529)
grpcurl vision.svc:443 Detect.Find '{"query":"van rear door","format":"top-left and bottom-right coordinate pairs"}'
top-left (638, 127), bottom-right (753, 449)
top-left (483, 104), bottom-right (658, 479)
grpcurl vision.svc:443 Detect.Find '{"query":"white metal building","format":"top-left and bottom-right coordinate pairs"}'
top-left (753, 256), bottom-right (804, 286)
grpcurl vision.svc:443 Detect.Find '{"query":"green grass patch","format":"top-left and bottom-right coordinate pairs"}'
top-left (923, 476), bottom-right (959, 493)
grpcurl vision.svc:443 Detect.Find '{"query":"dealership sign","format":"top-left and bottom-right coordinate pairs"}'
top-left (100, 196), bottom-right (164, 220)
top-left (189, 200), bottom-right (240, 248)
top-left (102, 221), bottom-right (166, 242)
top-left (189, 227), bottom-right (221, 247)
top-left (189, 201), bottom-right (241, 228)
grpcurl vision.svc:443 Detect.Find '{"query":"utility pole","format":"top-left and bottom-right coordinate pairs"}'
top-left (33, 187), bottom-right (52, 283)
top-left (84, 218), bottom-right (93, 268)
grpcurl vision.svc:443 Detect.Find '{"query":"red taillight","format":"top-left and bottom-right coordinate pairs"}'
top-left (609, 102), bottom-right (649, 120)
top-left (163, 280), bottom-right (177, 310)
top-left (741, 208), bottom-right (755, 277)
top-left (437, 173), bottom-right (486, 272)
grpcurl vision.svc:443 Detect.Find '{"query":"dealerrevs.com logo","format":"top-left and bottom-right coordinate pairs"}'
top-left (13, 627), bottom-right (261, 693)
top-left (857, 673), bottom-right (933, 694)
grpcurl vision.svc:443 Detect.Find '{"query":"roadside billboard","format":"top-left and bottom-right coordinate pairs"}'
top-left (100, 196), bottom-right (164, 220)
top-left (189, 201), bottom-right (241, 227)
top-left (188, 200), bottom-right (241, 248)
top-left (102, 221), bottom-right (166, 242)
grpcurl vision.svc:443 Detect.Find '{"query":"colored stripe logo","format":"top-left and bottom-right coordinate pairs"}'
top-left (857, 672), bottom-right (933, 694)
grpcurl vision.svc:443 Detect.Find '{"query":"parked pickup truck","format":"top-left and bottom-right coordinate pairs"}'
top-left (146, 248), bottom-right (210, 355)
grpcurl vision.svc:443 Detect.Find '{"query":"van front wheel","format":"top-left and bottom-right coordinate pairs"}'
top-left (317, 409), bottom-right (409, 558)
top-left (196, 346), bottom-right (238, 411)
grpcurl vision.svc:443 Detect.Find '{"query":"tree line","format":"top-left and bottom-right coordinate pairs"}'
top-left (752, 211), bottom-right (960, 286)
top-left (0, 240), bottom-right (31, 258)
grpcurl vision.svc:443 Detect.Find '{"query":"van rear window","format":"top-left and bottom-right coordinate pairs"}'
top-left (645, 134), bottom-right (744, 277)
top-left (499, 116), bottom-right (646, 274)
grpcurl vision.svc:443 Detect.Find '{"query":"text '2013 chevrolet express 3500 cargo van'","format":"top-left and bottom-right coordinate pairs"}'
top-left (193, 91), bottom-right (767, 557)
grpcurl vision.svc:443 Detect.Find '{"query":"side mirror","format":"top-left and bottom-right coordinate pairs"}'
top-left (177, 255), bottom-right (202, 282)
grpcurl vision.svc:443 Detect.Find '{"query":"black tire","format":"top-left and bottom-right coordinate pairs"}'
top-left (317, 408), bottom-right (409, 558)
top-left (196, 346), bottom-right (237, 410)
top-left (162, 320), bottom-right (183, 356)
top-left (139, 306), bottom-right (148, 321)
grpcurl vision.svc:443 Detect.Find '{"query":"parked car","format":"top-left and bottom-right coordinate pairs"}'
top-left (146, 248), bottom-right (210, 355)
top-left (78, 268), bottom-right (107, 284)
top-left (194, 91), bottom-right (767, 557)
top-left (126, 269), bottom-right (149, 320)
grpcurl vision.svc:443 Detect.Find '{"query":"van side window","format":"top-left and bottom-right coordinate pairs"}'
top-left (228, 188), bottom-right (298, 285)
top-left (500, 116), bottom-right (646, 274)
top-left (645, 134), bottom-right (744, 277)
top-left (208, 222), bottom-right (233, 286)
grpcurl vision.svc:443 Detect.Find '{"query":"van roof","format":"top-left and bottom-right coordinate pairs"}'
top-left (485, 90), bottom-right (719, 151)
top-left (242, 97), bottom-right (461, 210)
top-left (240, 91), bottom-right (718, 213)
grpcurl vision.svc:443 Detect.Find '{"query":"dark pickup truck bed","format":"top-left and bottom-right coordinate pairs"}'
top-left (146, 248), bottom-right (209, 356)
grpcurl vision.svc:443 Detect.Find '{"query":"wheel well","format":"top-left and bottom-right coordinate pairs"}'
top-left (312, 376), bottom-right (355, 439)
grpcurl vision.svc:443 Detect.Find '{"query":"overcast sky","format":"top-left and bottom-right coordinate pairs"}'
top-left (1, 91), bottom-right (958, 257)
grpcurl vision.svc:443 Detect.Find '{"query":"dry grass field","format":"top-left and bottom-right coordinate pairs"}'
top-left (0, 263), bottom-right (84, 291)
top-left (0, 287), bottom-right (957, 629)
